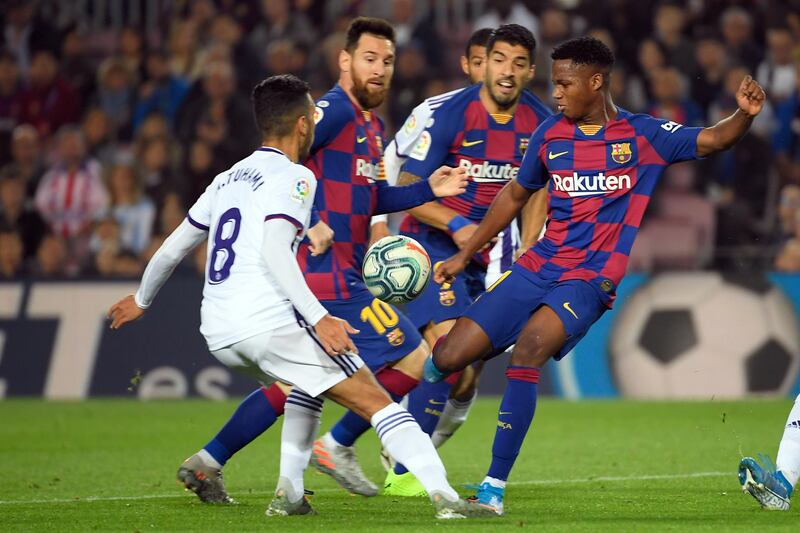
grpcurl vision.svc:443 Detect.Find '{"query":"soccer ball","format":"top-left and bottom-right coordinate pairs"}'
top-left (609, 272), bottom-right (800, 399)
top-left (363, 235), bottom-right (431, 304)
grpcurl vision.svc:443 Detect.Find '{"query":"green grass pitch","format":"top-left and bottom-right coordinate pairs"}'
top-left (1, 397), bottom-right (798, 531)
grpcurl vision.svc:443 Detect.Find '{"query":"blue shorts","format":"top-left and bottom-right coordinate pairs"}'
top-left (463, 265), bottom-right (609, 360)
top-left (321, 288), bottom-right (423, 371)
top-left (402, 229), bottom-right (485, 330)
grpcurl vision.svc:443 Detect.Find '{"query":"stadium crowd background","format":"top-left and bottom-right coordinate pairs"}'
top-left (1, 0), bottom-right (800, 280)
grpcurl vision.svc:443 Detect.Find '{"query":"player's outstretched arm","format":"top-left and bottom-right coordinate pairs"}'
top-left (696, 75), bottom-right (766, 157)
top-left (435, 179), bottom-right (532, 284)
top-left (372, 165), bottom-right (467, 215)
top-left (108, 219), bottom-right (207, 328)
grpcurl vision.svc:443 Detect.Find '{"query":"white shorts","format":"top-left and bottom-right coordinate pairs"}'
top-left (210, 321), bottom-right (364, 398)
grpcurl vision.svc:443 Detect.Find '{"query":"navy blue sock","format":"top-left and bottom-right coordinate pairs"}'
top-left (203, 385), bottom-right (285, 466)
top-left (330, 367), bottom-right (418, 447)
top-left (392, 377), bottom-right (455, 475)
top-left (486, 366), bottom-right (540, 482)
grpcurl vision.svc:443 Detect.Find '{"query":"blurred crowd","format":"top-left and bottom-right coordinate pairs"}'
top-left (1, 0), bottom-right (800, 279)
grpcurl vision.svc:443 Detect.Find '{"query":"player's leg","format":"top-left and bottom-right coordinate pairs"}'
top-left (739, 393), bottom-right (800, 510)
top-left (323, 366), bottom-right (496, 518)
top-left (312, 293), bottom-right (424, 495)
top-left (431, 360), bottom-right (483, 448)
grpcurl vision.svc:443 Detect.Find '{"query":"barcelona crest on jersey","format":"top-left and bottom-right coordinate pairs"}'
top-left (611, 142), bottom-right (633, 164)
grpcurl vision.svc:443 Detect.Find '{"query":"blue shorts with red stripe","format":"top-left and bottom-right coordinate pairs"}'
top-left (401, 228), bottom-right (485, 330)
top-left (321, 287), bottom-right (423, 371)
top-left (463, 265), bottom-right (609, 360)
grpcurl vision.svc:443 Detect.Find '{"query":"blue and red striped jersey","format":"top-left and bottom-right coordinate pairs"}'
top-left (400, 83), bottom-right (552, 234)
top-left (515, 109), bottom-right (703, 302)
top-left (298, 84), bottom-right (386, 300)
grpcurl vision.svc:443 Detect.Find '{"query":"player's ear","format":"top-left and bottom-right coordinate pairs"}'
top-left (528, 64), bottom-right (535, 80)
top-left (590, 72), bottom-right (604, 92)
top-left (339, 49), bottom-right (351, 73)
top-left (460, 56), bottom-right (469, 77)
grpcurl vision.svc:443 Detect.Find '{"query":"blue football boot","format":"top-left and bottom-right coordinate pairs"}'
top-left (738, 454), bottom-right (793, 511)
top-left (467, 482), bottom-right (505, 515)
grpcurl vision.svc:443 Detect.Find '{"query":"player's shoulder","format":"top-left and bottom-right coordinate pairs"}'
top-left (314, 85), bottom-right (356, 127)
top-left (520, 90), bottom-right (553, 120)
top-left (428, 83), bottom-right (480, 116)
top-left (533, 113), bottom-right (567, 137)
top-left (621, 109), bottom-right (688, 134)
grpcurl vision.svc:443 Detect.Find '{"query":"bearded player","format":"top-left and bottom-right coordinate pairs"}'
top-left (379, 24), bottom-right (551, 497)
top-left (423, 37), bottom-right (766, 515)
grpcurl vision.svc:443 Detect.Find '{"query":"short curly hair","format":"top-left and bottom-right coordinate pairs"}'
top-left (551, 37), bottom-right (615, 70)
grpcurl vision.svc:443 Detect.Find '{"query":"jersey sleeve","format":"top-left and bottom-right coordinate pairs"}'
top-left (263, 165), bottom-right (318, 233)
top-left (311, 98), bottom-right (353, 152)
top-left (395, 100), bottom-right (433, 156)
top-left (640, 116), bottom-right (703, 164)
top-left (187, 180), bottom-right (215, 231)
top-left (400, 105), bottom-right (458, 181)
top-left (516, 125), bottom-right (549, 191)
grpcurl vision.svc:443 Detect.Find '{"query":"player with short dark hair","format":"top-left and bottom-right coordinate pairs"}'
top-left (424, 36), bottom-right (767, 515)
top-left (379, 24), bottom-right (552, 497)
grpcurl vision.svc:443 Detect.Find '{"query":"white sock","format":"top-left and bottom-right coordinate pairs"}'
top-left (325, 431), bottom-right (347, 449)
top-left (431, 392), bottom-right (477, 448)
top-left (371, 402), bottom-right (458, 501)
top-left (482, 476), bottom-right (507, 489)
top-left (777, 394), bottom-right (800, 488)
top-left (197, 449), bottom-right (222, 469)
top-left (278, 390), bottom-right (323, 500)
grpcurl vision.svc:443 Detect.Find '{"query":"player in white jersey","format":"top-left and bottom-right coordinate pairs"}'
top-left (108, 75), bottom-right (494, 520)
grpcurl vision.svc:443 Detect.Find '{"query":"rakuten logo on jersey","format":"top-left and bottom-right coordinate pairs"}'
top-left (458, 159), bottom-right (518, 182)
top-left (356, 159), bottom-right (380, 181)
top-left (551, 172), bottom-right (631, 197)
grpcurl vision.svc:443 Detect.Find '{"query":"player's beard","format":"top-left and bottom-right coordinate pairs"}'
top-left (351, 71), bottom-right (389, 110)
top-left (487, 76), bottom-right (521, 111)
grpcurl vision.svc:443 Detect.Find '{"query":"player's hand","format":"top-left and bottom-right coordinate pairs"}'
top-left (429, 165), bottom-right (468, 198)
top-left (107, 295), bottom-right (145, 329)
top-left (369, 221), bottom-right (391, 246)
top-left (736, 75), bottom-right (766, 117)
top-left (434, 252), bottom-right (470, 285)
top-left (307, 220), bottom-right (334, 256)
top-left (314, 314), bottom-right (360, 356)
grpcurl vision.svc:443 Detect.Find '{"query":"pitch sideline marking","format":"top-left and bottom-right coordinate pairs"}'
top-left (0, 471), bottom-right (730, 506)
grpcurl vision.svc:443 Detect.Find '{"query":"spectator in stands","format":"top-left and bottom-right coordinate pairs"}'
top-left (389, 41), bottom-right (429, 129)
top-left (138, 135), bottom-right (178, 207)
top-left (93, 58), bottom-right (136, 142)
top-left (653, 2), bottom-right (696, 77)
top-left (778, 184), bottom-right (800, 239)
top-left (248, 0), bottom-right (316, 56)
top-left (534, 7), bottom-right (572, 96)
top-left (90, 217), bottom-right (144, 277)
top-left (184, 140), bottom-right (219, 204)
top-left (1, 0), bottom-right (59, 76)
top-left (132, 49), bottom-right (190, 132)
top-left (60, 28), bottom-right (95, 105)
top-left (141, 191), bottom-right (185, 261)
top-left (168, 21), bottom-right (203, 81)
top-left (175, 60), bottom-right (257, 172)
top-left (4, 124), bottom-right (44, 197)
top-left (773, 52), bottom-right (800, 184)
top-left (757, 26), bottom-right (798, 105)
top-left (117, 27), bottom-right (144, 83)
top-left (0, 224), bottom-right (24, 278)
top-left (646, 67), bottom-right (704, 126)
top-left (81, 107), bottom-right (115, 166)
top-left (104, 161), bottom-right (155, 256)
top-left (19, 50), bottom-right (81, 139)
top-left (307, 31), bottom-right (346, 95)
top-left (29, 233), bottom-right (67, 277)
top-left (34, 126), bottom-right (108, 275)
top-left (263, 38), bottom-right (309, 79)
top-left (0, 171), bottom-right (44, 258)
top-left (720, 7), bottom-right (763, 73)
top-left (0, 48), bottom-right (22, 165)
top-left (691, 31), bottom-right (729, 119)
top-left (207, 15), bottom-right (263, 95)
top-left (473, 0), bottom-right (538, 39)
top-left (637, 38), bottom-right (667, 101)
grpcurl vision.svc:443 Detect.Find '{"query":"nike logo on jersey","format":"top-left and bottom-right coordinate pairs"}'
top-left (563, 302), bottom-right (579, 319)
top-left (428, 399), bottom-right (447, 406)
top-left (357, 136), bottom-right (367, 143)
top-left (548, 150), bottom-right (569, 160)
top-left (462, 139), bottom-right (484, 147)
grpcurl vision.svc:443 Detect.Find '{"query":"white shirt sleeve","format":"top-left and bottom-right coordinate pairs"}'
top-left (134, 219), bottom-right (207, 308)
top-left (262, 165), bottom-right (317, 233)
top-left (262, 218), bottom-right (328, 325)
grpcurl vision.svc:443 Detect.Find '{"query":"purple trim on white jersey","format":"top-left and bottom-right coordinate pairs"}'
top-left (186, 215), bottom-right (209, 231)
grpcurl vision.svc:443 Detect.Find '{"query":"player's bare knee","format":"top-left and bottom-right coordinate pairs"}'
top-left (390, 340), bottom-right (429, 379)
top-left (510, 342), bottom-right (551, 368)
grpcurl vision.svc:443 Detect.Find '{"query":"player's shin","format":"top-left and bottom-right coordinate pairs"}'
top-left (329, 367), bottom-right (419, 447)
top-left (431, 389), bottom-right (477, 448)
top-left (277, 390), bottom-right (323, 501)
top-left (202, 384), bottom-right (286, 466)
top-left (371, 402), bottom-right (459, 501)
top-left (777, 393), bottom-right (800, 488)
top-left (485, 366), bottom-right (540, 485)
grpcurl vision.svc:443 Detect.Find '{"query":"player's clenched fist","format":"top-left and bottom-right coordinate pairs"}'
top-left (314, 314), bottom-right (360, 356)
top-left (428, 165), bottom-right (468, 198)
top-left (736, 75), bottom-right (766, 117)
top-left (434, 252), bottom-right (470, 285)
top-left (107, 295), bottom-right (145, 329)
